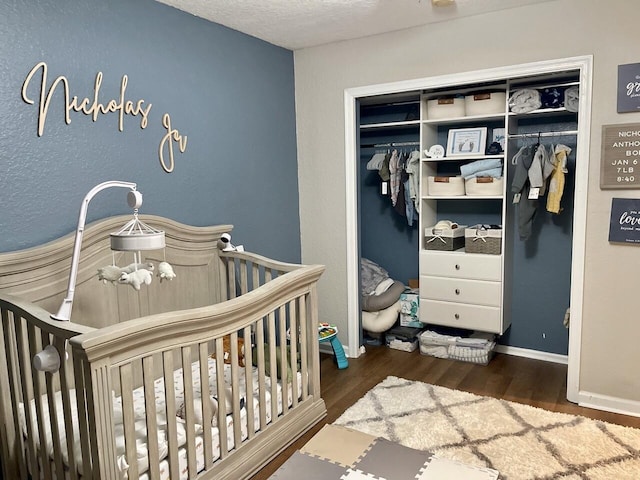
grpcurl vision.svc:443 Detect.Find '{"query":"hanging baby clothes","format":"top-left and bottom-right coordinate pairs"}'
top-left (547, 144), bottom-right (571, 214)
top-left (405, 150), bottom-right (421, 214)
top-left (511, 145), bottom-right (538, 241)
top-left (388, 149), bottom-right (402, 206)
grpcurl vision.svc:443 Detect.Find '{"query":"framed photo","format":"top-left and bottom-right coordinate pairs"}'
top-left (446, 127), bottom-right (487, 156)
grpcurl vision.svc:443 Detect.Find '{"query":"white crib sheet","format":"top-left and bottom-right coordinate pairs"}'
top-left (19, 357), bottom-right (302, 480)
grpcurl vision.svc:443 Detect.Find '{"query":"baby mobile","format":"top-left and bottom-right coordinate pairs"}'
top-left (96, 191), bottom-right (176, 290)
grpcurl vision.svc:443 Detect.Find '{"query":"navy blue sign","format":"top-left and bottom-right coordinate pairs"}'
top-left (618, 63), bottom-right (640, 113)
top-left (609, 198), bottom-right (640, 244)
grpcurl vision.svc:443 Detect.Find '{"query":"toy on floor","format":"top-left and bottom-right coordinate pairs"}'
top-left (318, 323), bottom-right (348, 369)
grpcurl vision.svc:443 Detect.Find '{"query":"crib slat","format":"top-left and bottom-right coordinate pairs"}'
top-left (227, 258), bottom-right (237, 299)
top-left (299, 296), bottom-right (309, 400)
top-left (1, 309), bottom-right (29, 480)
top-left (27, 323), bottom-right (52, 480)
top-left (14, 316), bottom-right (39, 478)
top-left (72, 353), bottom-right (93, 479)
top-left (255, 318), bottom-right (267, 430)
top-left (91, 363), bottom-right (119, 479)
top-left (239, 259), bottom-right (248, 295)
top-left (119, 363), bottom-right (138, 480)
top-left (289, 300), bottom-right (299, 409)
top-left (42, 331), bottom-right (65, 480)
top-left (142, 356), bottom-right (161, 480)
top-left (267, 311), bottom-right (278, 422)
top-left (214, 338), bottom-right (228, 459)
top-left (162, 350), bottom-right (180, 480)
top-left (198, 344), bottom-right (214, 469)
top-left (55, 337), bottom-right (79, 480)
top-left (243, 325), bottom-right (255, 439)
top-left (278, 304), bottom-right (289, 414)
top-left (229, 331), bottom-right (242, 449)
top-left (181, 346), bottom-right (198, 478)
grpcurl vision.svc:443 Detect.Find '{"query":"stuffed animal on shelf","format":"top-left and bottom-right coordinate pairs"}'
top-left (97, 265), bottom-right (124, 284)
top-left (118, 268), bottom-right (153, 290)
top-left (121, 261), bottom-right (155, 274)
top-left (158, 261), bottom-right (176, 282)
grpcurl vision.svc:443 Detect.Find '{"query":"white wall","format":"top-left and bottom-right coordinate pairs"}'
top-left (294, 0), bottom-right (640, 406)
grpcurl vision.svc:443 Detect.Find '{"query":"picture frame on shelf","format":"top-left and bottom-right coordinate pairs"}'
top-left (446, 127), bottom-right (487, 156)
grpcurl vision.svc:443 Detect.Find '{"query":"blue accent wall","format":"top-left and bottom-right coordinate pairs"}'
top-left (0, 0), bottom-right (300, 262)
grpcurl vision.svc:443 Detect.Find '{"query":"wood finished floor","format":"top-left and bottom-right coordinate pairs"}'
top-left (250, 346), bottom-right (640, 479)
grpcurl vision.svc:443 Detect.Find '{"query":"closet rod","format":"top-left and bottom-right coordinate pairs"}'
top-left (508, 129), bottom-right (578, 139)
top-left (362, 141), bottom-right (420, 148)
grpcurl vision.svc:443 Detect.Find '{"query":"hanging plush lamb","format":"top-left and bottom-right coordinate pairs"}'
top-left (158, 261), bottom-right (176, 282)
top-left (121, 261), bottom-right (155, 274)
top-left (97, 265), bottom-right (124, 284)
top-left (119, 268), bottom-right (153, 290)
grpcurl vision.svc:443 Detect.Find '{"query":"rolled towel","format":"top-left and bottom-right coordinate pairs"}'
top-left (508, 89), bottom-right (541, 113)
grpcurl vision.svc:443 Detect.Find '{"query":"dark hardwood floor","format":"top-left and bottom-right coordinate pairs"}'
top-left (251, 346), bottom-right (640, 479)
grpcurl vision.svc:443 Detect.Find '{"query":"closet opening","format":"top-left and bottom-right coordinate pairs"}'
top-left (346, 56), bottom-right (592, 404)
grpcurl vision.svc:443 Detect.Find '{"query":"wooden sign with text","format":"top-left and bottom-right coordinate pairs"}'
top-left (601, 123), bottom-right (640, 189)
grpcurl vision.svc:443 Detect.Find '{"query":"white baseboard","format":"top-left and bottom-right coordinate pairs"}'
top-left (577, 390), bottom-right (640, 418)
top-left (494, 344), bottom-right (568, 365)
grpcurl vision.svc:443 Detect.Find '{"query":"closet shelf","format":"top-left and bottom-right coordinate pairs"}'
top-left (360, 120), bottom-right (420, 130)
top-left (421, 195), bottom-right (503, 200)
top-left (508, 107), bottom-right (577, 118)
top-left (422, 154), bottom-right (504, 162)
top-left (422, 113), bottom-right (505, 125)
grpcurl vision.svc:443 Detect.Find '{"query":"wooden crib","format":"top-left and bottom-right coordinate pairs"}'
top-left (0, 215), bottom-right (326, 480)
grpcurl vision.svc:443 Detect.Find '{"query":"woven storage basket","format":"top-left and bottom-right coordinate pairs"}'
top-left (465, 225), bottom-right (502, 254)
top-left (425, 225), bottom-right (467, 251)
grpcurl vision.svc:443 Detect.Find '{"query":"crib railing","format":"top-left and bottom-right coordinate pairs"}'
top-left (0, 256), bottom-right (325, 480)
top-left (0, 294), bottom-right (95, 480)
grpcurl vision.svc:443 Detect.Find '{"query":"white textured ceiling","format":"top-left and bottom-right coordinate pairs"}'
top-left (154, 0), bottom-right (555, 50)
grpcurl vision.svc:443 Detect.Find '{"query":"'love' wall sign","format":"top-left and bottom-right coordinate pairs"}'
top-left (21, 62), bottom-right (187, 173)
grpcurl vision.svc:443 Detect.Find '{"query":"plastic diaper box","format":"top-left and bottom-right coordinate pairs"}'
top-left (425, 224), bottom-right (467, 251)
top-left (385, 326), bottom-right (422, 353)
top-left (399, 288), bottom-right (422, 328)
top-left (465, 224), bottom-right (502, 255)
top-left (419, 330), bottom-right (496, 365)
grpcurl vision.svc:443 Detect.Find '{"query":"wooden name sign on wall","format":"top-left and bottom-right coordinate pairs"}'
top-left (601, 123), bottom-right (640, 189)
top-left (21, 62), bottom-right (187, 173)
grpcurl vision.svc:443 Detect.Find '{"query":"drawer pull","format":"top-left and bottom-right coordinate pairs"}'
top-left (454, 313), bottom-right (460, 320)
top-left (455, 264), bottom-right (461, 270)
top-left (455, 288), bottom-right (460, 295)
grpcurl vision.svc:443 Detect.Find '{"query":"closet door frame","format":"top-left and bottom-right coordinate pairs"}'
top-left (344, 55), bottom-right (593, 404)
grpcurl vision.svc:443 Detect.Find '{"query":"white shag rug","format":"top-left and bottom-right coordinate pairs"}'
top-left (334, 376), bottom-right (640, 479)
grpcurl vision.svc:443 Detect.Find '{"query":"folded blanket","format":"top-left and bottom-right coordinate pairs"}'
top-left (460, 158), bottom-right (502, 179)
top-left (509, 88), bottom-right (541, 113)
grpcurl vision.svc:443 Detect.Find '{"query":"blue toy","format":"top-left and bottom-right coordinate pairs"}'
top-left (318, 323), bottom-right (348, 369)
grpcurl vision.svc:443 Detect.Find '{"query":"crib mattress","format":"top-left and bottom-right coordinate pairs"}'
top-left (19, 358), bottom-right (302, 480)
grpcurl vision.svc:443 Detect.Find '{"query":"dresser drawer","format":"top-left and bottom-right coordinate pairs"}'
top-left (420, 276), bottom-right (501, 307)
top-left (419, 299), bottom-right (502, 333)
top-left (419, 251), bottom-right (501, 281)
